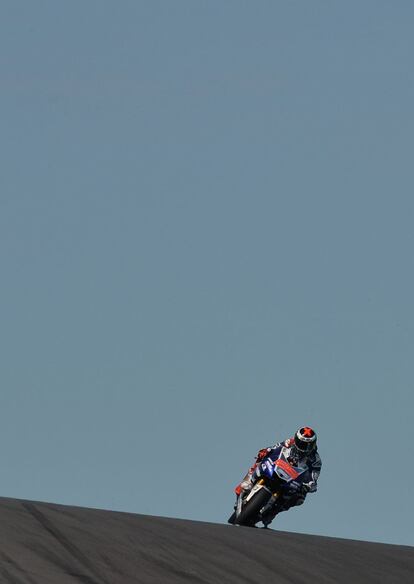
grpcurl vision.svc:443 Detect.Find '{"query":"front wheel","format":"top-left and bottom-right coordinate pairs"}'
top-left (235, 488), bottom-right (271, 527)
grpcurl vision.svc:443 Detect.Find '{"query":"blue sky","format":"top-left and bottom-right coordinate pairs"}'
top-left (1, 1), bottom-right (413, 546)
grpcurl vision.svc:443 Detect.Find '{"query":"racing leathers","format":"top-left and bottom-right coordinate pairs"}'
top-left (235, 438), bottom-right (322, 520)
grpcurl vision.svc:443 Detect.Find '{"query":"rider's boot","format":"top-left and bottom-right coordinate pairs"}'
top-left (260, 498), bottom-right (280, 527)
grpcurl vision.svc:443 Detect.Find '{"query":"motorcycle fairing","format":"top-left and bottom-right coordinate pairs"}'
top-left (259, 448), bottom-right (309, 484)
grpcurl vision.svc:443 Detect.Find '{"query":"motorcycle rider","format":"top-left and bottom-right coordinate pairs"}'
top-left (235, 426), bottom-right (321, 524)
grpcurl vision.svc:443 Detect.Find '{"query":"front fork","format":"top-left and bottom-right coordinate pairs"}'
top-left (236, 479), bottom-right (265, 517)
top-left (236, 479), bottom-right (279, 519)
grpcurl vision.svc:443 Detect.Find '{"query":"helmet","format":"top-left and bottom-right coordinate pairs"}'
top-left (294, 426), bottom-right (317, 455)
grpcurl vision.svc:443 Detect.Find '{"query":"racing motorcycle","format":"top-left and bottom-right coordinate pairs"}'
top-left (228, 448), bottom-right (310, 528)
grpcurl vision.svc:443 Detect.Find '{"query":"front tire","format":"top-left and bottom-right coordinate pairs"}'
top-left (235, 488), bottom-right (271, 527)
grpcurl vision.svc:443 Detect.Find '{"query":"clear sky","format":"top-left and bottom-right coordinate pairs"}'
top-left (1, 1), bottom-right (413, 546)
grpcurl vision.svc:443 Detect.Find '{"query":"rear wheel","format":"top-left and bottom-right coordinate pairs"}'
top-left (235, 488), bottom-right (270, 527)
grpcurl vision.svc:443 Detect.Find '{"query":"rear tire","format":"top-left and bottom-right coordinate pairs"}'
top-left (235, 488), bottom-right (271, 527)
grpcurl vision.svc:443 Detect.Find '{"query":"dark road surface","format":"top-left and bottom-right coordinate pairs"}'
top-left (0, 497), bottom-right (412, 583)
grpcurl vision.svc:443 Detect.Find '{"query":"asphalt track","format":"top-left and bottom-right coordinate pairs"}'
top-left (0, 497), bottom-right (412, 583)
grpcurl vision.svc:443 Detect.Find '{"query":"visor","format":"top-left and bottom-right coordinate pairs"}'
top-left (294, 434), bottom-right (316, 453)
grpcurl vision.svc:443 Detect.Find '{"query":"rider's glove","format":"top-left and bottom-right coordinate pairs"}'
top-left (301, 482), bottom-right (316, 493)
top-left (256, 448), bottom-right (269, 462)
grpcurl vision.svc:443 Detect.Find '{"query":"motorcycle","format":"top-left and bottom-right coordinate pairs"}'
top-left (228, 448), bottom-right (310, 528)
